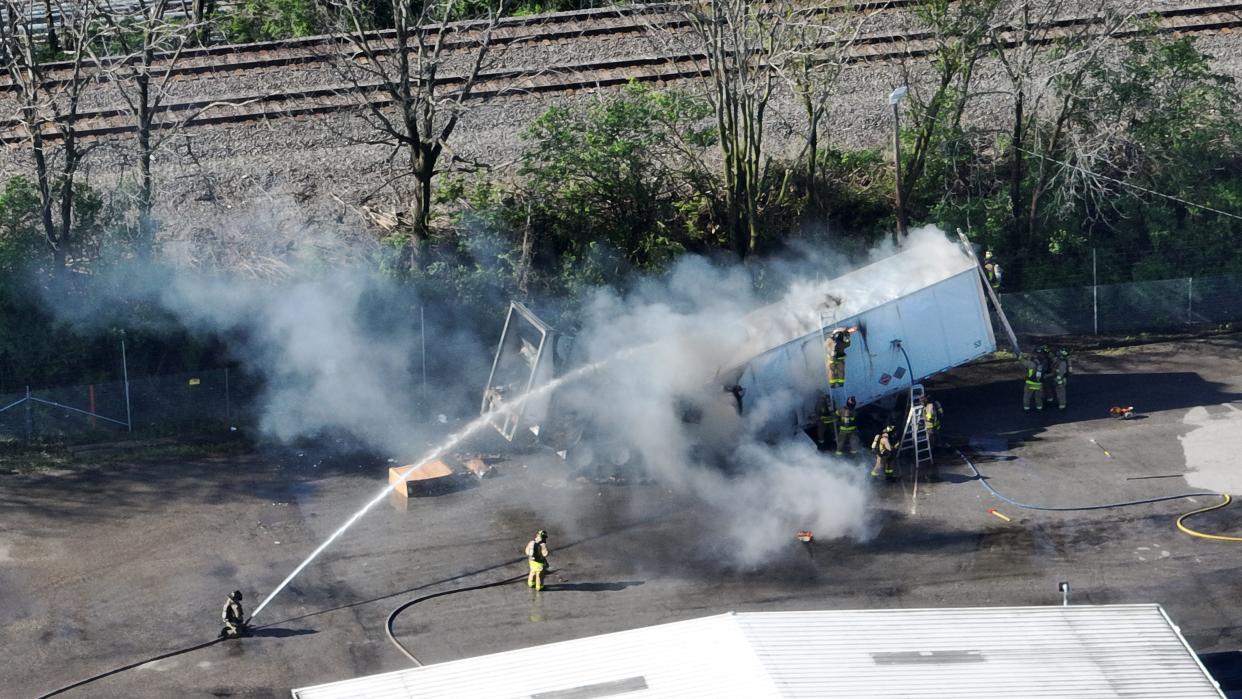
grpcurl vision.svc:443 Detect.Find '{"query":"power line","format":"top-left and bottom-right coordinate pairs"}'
top-left (1015, 146), bottom-right (1242, 223)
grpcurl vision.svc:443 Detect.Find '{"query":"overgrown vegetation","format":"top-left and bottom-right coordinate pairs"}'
top-left (1, 0), bottom-right (1240, 395)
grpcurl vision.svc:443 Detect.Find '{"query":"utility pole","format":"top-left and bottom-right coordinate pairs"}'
top-left (889, 86), bottom-right (909, 242)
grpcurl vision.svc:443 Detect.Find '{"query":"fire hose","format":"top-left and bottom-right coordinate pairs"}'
top-left (385, 574), bottom-right (527, 665)
top-left (956, 446), bottom-right (1241, 541)
top-left (36, 570), bottom-right (529, 698)
top-left (1176, 494), bottom-right (1242, 542)
top-left (34, 638), bottom-right (226, 698)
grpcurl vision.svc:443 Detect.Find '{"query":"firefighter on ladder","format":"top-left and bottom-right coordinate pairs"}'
top-left (836, 396), bottom-right (860, 455)
top-left (1021, 353), bottom-right (1044, 411)
top-left (824, 327), bottom-right (853, 388)
top-left (870, 424), bottom-right (896, 480)
top-left (983, 250), bottom-right (1002, 292)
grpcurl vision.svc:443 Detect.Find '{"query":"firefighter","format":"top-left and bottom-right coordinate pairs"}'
top-left (983, 250), bottom-right (1002, 292)
top-left (1053, 348), bottom-right (1071, 409)
top-left (815, 393), bottom-right (837, 451)
top-left (525, 530), bottom-right (550, 591)
top-left (1036, 345), bottom-right (1055, 403)
top-left (921, 394), bottom-right (943, 450)
top-left (220, 590), bottom-right (247, 639)
top-left (836, 396), bottom-right (860, 455)
top-left (870, 424), bottom-right (896, 480)
top-left (824, 327), bottom-right (852, 388)
top-left (1021, 353), bottom-right (1044, 411)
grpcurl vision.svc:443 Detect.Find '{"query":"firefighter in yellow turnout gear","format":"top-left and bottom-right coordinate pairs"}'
top-left (525, 530), bottom-right (549, 591)
top-left (983, 250), bottom-right (1002, 292)
top-left (920, 394), bottom-right (943, 450)
top-left (1021, 353), bottom-right (1044, 410)
top-left (815, 393), bottom-right (837, 451)
top-left (1053, 348), bottom-right (1070, 409)
top-left (870, 425), bottom-right (896, 480)
top-left (836, 396), bottom-right (860, 455)
top-left (824, 327), bottom-right (852, 388)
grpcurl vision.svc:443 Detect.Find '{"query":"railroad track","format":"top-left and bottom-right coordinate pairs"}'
top-left (0, 0), bottom-right (924, 91)
top-left (3, 1), bottom-right (1240, 144)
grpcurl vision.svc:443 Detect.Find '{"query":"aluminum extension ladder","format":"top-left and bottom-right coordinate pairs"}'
top-left (899, 383), bottom-right (933, 477)
top-left (818, 311), bottom-right (837, 349)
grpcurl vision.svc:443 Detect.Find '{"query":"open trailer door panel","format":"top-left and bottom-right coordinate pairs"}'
top-left (481, 302), bottom-right (556, 441)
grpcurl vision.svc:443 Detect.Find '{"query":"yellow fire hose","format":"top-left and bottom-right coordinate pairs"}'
top-left (1176, 494), bottom-right (1242, 542)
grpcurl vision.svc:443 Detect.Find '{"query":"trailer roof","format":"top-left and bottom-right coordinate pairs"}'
top-left (719, 231), bottom-right (977, 374)
top-left (291, 604), bottom-right (1222, 699)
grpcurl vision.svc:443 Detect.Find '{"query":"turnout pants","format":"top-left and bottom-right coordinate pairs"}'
top-left (1023, 384), bottom-right (1043, 410)
top-left (827, 359), bottom-right (846, 387)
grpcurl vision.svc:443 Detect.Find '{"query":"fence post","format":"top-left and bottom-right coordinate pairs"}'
top-left (24, 386), bottom-right (32, 441)
top-left (1188, 277), bottom-right (1193, 324)
top-left (1092, 248), bottom-right (1099, 335)
top-left (225, 367), bottom-right (231, 422)
top-left (421, 305), bottom-right (428, 421)
top-left (121, 337), bottom-right (132, 433)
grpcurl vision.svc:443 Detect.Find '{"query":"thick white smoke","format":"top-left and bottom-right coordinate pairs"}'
top-left (547, 226), bottom-right (972, 564)
top-left (157, 273), bottom-right (428, 454)
top-left (42, 215), bottom-right (970, 568)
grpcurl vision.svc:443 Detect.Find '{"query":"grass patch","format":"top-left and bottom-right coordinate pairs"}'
top-left (0, 431), bottom-right (254, 473)
top-left (100, 440), bottom-right (252, 463)
top-left (0, 439), bottom-right (73, 474)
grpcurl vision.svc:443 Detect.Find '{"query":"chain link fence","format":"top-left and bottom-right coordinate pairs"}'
top-left (0, 368), bottom-right (257, 441)
top-left (1001, 272), bottom-right (1242, 336)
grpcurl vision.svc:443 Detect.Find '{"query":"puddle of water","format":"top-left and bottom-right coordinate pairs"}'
top-left (1180, 404), bottom-right (1242, 492)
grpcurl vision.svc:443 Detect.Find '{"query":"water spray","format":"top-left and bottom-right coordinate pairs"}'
top-left (247, 357), bottom-right (616, 623)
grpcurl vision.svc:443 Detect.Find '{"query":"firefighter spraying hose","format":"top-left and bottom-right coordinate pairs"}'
top-left (248, 357), bottom-right (615, 625)
top-left (35, 353), bottom-right (626, 699)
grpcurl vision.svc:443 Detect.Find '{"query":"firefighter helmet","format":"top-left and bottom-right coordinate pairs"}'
top-left (229, 590), bottom-right (243, 601)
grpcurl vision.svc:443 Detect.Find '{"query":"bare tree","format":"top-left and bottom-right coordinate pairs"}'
top-left (40, 0), bottom-right (56, 53)
top-left (191, 0), bottom-right (213, 44)
top-left (774, 3), bottom-right (870, 210)
top-left (85, 0), bottom-right (198, 257)
top-left (325, 0), bottom-right (510, 271)
top-left (1, 0), bottom-right (100, 271)
top-left (893, 0), bottom-right (1001, 240)
top-left (651, 0), bottom-right (807, 259)
top-left (989, 0), bottom-right (1140, 280)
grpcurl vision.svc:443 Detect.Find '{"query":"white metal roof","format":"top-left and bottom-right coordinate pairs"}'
top-left (291, 604), bottom-right (1223, 699)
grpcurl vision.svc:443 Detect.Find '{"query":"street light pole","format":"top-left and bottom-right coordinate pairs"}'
top-left (889, 86), bottom-right (909, 242)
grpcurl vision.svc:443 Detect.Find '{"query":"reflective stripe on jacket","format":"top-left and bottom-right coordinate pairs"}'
top-left (1025, 368), bottom-right (1043, 389)
top-left (838, 409), bottom-right (857, 431)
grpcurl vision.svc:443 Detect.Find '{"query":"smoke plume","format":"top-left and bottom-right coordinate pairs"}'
top-left (42, 212), bottom-right (971, 567)
top-left (544, 226), bottom-right (972, 564)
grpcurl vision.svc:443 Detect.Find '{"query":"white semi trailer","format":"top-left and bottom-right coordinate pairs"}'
top-left (719, 232), bottom-right (1005, 437)
top-left (483, 232), bottom-right (1010, 449)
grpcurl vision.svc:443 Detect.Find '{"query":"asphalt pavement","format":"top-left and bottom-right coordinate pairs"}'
top-left (4, 335), bottom-right (1242, 697)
